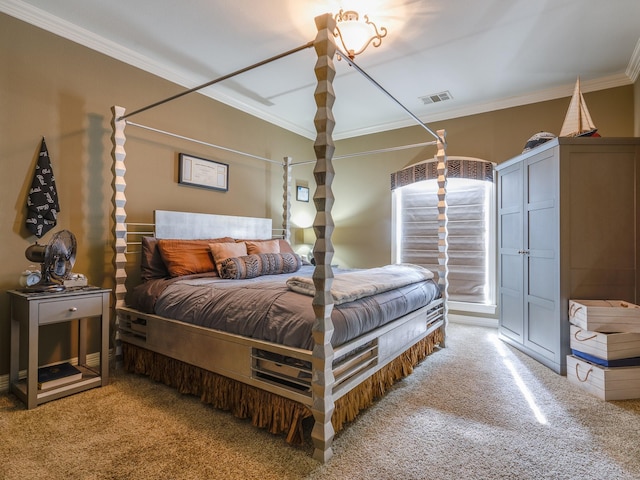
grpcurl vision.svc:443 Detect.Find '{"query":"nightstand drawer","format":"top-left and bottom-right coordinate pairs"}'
top-left (38, 296), bottom-right (103, 324)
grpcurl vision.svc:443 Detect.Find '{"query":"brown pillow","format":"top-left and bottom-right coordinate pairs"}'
top-left (278, 239), bottom-right (297, 255)
top-left (157, 237), bottom-right (233, 277)
top-left (209, 242), bottom-right (248, 273)
top-left (246, 239), bottom-right (280, 254)
top-left (140, 237), bottom-right (169, 281)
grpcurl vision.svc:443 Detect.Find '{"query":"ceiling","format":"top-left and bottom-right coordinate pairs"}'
top-left (3, 0), bottom-right (640, 140)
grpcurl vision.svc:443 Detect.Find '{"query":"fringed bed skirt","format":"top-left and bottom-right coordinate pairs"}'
top-left (122, 326), bottom-right (444, 445)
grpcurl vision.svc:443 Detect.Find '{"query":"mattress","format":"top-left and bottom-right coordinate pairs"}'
top-left (130, 265), bottom-right (441, 349)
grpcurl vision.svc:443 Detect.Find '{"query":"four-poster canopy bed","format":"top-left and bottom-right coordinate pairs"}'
top-left (110, 14), bottom-right (449, 463)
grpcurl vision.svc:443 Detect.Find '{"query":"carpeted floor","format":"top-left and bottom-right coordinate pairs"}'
top-left (1, 323), bottom-right (640, 479)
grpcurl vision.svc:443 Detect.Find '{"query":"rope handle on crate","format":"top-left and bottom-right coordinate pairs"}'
top-left (575, 362), bottom-right (593, 383)
top-left (573, 329), bottom-right (597, 342)
top-left (568, 303), bottom-right (583, 319)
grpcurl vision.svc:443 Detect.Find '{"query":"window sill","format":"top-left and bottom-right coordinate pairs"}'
top-left (448, 300), bottom-right (497, 316)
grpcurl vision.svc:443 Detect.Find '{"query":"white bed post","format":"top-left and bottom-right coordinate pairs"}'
top-left (111, 106), bottom-right (127, 362)
top-left (436, 129), bottom-right (448, 346)
top-left (282, 156), bottom-right (292, 241)
top-left (311, 13), bottom-right (337, 464)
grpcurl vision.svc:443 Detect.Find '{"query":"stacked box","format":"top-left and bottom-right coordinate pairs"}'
top-left (569, 325), bottom-right (640, 366)
top-left (567, 300), bottom-right (640, 400)
top-left (569, 300), bottom-right (640, 333)
top-left (566, 355), bottom-right (640, 400)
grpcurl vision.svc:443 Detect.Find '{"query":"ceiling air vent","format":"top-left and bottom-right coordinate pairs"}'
top-left (419, 91), bottom-right (452, 105)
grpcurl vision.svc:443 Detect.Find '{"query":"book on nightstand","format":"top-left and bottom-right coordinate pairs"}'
top-left (38, 362), bottom-right (82, 390)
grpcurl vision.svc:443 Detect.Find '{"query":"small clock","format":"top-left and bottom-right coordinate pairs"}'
top-left (19, 269), bottom-right (42, 287)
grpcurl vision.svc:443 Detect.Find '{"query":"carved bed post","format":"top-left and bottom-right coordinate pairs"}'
top-left (282, 156), bottom-right (292, 241)
top-left (311, 13), bottom-right (337, 463)
top-left (111, 106), bottom-right (127, 363)
top-left (436, 129), bottom-right (448, 347)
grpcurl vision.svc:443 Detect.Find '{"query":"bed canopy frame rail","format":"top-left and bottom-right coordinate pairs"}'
top-left (110, 13), bottom-right (448, 463)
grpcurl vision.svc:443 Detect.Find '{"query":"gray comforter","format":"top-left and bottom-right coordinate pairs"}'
top-left (131, 265), bottom-right (440, 349)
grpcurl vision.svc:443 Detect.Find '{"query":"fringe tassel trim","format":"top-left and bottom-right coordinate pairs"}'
top-left (122, 343), bottom-right (311, 444)
top-left (332, 327), bottom-right (443, 431)
top-left (122, 327), bottom-right (443, 445)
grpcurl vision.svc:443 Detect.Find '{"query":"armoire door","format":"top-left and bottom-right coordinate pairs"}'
top-left (523, 151), bottom-right (560, 363)
top-left (498, 161), bottom-right (524, 342)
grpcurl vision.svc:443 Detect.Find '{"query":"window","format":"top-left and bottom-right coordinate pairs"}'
top-left (391, 158), bottom-right (495, 308)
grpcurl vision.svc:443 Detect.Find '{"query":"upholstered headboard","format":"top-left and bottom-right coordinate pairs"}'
top-left (154, 210), bottom-right (272, 240)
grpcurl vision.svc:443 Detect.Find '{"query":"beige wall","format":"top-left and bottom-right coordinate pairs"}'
top-left (1, 13), bottom-right (637, 375)
top-left (327, 84), bottom-right (635, 268)
top-left (0, 14), bottom-right (312, 374)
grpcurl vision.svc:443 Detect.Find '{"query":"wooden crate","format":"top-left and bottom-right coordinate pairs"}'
top-left (566, 355), bottom-right (640, 400)
top-left (569, 300), bottom-right (640, 333)
top-left (570, 324), bottom-right (640, 361)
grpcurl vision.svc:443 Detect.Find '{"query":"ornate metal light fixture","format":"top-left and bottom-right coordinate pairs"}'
top-left (334, 9), bottom-right (387, 60)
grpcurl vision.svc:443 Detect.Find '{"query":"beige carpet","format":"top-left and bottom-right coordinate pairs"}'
top-left (1, 323), bottom-right (640, 480)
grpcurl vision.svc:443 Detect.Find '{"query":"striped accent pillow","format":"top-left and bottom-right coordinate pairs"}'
top-left (220, 253), bottom-right (302, 279)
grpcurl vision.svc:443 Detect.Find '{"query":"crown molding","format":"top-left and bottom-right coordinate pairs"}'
top-left (334, 72), bottom-right (634, 140)
top-left (626, 37), bottom-right (640, 82)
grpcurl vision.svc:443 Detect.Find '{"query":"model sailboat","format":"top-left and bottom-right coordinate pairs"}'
top-left (559, 77), bottom-right (598, 137)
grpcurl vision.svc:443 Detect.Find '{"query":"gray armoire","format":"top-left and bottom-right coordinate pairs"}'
top-left (497, 137), bottom-right (640, 374)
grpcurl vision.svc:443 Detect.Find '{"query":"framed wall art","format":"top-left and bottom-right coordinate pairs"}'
top-left (178, 153), bottom-right (228, 192)
top-left (296, 185), bottom-right (309, 202)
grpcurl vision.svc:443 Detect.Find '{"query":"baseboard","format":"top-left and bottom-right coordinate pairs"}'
top-left (0, 350), bottom-right (112, 393)
top-left (448, 312), bottom-right (498, 328)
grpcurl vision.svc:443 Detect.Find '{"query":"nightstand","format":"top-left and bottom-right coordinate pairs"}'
top-left (8, 287), bottom-right (110, 409)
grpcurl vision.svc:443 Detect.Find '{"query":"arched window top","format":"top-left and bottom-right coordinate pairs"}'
top-left (391, 156), bottom-right (494, 190)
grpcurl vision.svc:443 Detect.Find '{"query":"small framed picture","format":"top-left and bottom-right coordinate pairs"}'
top-left (178, 153), bottom-right (228, 192)
top-left (296, 185), bottom-right (309, 202)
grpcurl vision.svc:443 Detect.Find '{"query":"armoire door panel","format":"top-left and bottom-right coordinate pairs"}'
top-left (500, 293), bottom-right (523, 340)
top-left (528, 208), bottom-right (557, 252)
top-left (528, 257), bottom-right (556, 303)
top-left (527, 153), bottom-right (556, 204)
top-left (526, 300), bottom-right (557, 358)
top-left (499, 167), bottom-right (521, 210)
top-left (500, 213), bottom-right (521, 250)
top-left (501, 255), bottom-right (522, 288)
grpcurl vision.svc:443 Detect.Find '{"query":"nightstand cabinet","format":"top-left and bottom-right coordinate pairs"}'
top-left (8, 287), bottom-right (110, 409)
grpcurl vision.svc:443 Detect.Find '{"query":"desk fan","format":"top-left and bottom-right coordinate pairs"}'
top-left (24, 230), bottom-right (77, 292)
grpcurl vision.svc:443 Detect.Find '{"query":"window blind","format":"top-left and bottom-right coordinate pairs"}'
top-left (392, 158), bottom-right (494, 305)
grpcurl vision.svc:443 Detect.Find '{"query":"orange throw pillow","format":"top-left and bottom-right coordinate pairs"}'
top-left (237, 238), bottom-right (296, 255)
top-left (246, 239), bottom-right (280, 254)
top-left (157, 238), bottom-right (233, 277)
top-left (209, 242), bottom-right (248, 273)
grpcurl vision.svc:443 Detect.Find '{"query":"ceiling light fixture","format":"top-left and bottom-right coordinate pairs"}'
top-left (334, 9), bottom-right (387, 60)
